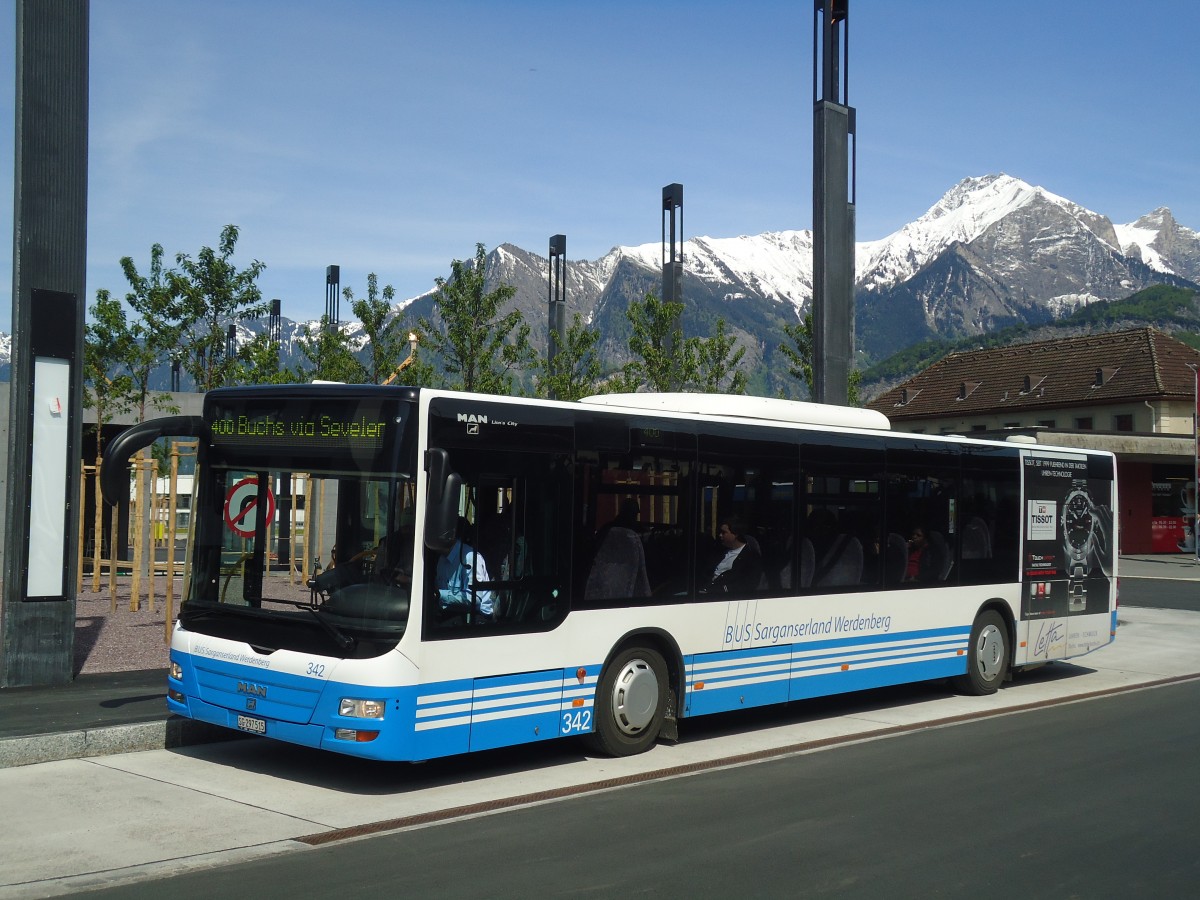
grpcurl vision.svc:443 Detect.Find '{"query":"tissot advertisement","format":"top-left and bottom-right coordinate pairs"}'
top-left (1022, 452), bottom-right (1114, 619)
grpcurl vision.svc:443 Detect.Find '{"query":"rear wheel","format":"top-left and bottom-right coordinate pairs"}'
top-left (953, 609), bottom-right (1009, 695)
top-left (586, 645), bottom-right (668, 757)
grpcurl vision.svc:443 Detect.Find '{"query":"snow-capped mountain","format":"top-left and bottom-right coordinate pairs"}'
top-left (2, 174), bottom-right (1196, 390)
top-left (1114, 207), bottom-right (1200, 278)
top-left (465, 174), bottom-right (1199, 373)
top-left (854, 174), bottom-right (1200, 357)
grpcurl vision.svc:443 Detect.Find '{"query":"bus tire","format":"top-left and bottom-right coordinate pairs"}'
top-left (586, 645), bottom-right (668, 757)
top-left (954, 609), bottom-right (1009, 695)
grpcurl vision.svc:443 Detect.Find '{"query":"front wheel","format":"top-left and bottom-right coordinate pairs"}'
top-left (586, 645), bottom-right (668, 757)
top-left (953, 610), bottom-right (1009, 695)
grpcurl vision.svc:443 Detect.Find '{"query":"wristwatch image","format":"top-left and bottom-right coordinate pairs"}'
top-left (1062, 487), bottom-right (1095, 612)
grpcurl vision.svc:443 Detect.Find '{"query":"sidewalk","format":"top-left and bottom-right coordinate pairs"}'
top-left (0, 556), bottom-right (1196, 769)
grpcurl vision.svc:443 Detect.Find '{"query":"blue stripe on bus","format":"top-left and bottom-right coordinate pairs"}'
top-left (684, 627), bottom-right (971, 717)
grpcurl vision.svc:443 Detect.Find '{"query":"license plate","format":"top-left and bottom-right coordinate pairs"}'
top-left (236, 714), bottom-right (267, 735)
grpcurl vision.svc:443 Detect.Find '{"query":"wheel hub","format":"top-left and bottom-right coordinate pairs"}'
top-left (611, 659), bottom-right (659, 735)
top-left (976, 623), bottom-right (1004, 681)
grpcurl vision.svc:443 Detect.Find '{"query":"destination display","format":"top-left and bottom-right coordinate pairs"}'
top-left (207, 396), bottom-right (406, 463)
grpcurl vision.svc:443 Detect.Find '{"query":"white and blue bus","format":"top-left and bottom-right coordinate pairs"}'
top-left (101, 385), bottom-right (1118, 760)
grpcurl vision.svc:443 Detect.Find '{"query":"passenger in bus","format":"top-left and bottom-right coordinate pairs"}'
top-left (702, 516), bottom-right (762, 596)
top-left (905, 527), bottom-right (928, 581)
top-left (435, 516), bottom-right (496, 620)
top-left (584, 498), bottom-right (651, 600)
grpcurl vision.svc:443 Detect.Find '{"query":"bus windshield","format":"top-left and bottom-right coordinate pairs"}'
top-left (181, 390), bottom-right (418, 657)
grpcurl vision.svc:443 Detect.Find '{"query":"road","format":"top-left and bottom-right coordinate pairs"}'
top-left (79, 678), bottom-right (1200, 899)
top-left (1119, 574), bottom-right (1198, 611)
top-left (3, 600), bottom-right (1197, 898)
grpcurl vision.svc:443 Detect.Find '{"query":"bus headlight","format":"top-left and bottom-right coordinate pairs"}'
top-left (169, 662), bottom-right (183, 681)
top-left (339, 698), bottom-right (385, 719)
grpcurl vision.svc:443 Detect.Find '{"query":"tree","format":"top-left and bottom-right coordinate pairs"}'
top-left (119, 242), bottom-right (184, 420)
top-left (617, 292), bottom-right (696, 392)
top-left (535, 313), bottom-right (606, 402)
top-left (694, 318), bottom-right (748, 394)
top-left (344, 273), bottom-right (407, 384)
top-left (417, 243), bottom-right (535, 394)
top-left (780, 311), bottom-right (861, 405)
top-left (82, 289), bottom-right (137, 458)
top-left (236, 332), bottom-right (293, 385)
top-left (291, 318), bottom-right (364, 384)
top-left (617, 292), bottom-right (747, 394)
top-left (173, 225), bottom-right (269, 392)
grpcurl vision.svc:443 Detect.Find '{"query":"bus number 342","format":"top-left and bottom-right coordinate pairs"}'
top-left (562, 710), bottom-right (592, 735)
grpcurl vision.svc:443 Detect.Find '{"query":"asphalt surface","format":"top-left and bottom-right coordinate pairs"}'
top-left (0, 557), bottom-right (1196, 896)
top-left (0, 554), bottom-right (1194, 769)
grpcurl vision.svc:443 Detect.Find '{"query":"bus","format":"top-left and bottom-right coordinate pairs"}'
top-left (101, 385), bottom-right (1118, 760)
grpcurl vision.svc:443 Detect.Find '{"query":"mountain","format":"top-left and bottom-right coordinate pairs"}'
top-left (3, 174), bottom-right (1198, 393)
top-left (855, 174), bottom-right (1200, 358)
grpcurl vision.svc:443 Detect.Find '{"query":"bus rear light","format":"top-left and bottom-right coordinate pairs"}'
top-left (334, 729), bottom-right (380, 742)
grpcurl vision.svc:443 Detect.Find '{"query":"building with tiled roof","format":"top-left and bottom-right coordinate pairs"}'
top-left (867, 328), bottom-right (1200, 554)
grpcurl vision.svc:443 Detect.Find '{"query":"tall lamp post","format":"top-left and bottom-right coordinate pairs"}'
top-left (547, 234), bottom-right (567, 398)
top-left (662, 183), bottom-right (684, 389)
top-left (812, 0), bottom-right (856, 405)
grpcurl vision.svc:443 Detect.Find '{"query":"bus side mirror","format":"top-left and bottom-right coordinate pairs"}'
top-left (100, 415), bottom-right (207, 507)
top-left (423, 448), bottom-right (460, 553)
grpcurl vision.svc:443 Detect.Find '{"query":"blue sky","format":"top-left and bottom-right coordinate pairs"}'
top-left (2, 0), bottom-right (1197, 329)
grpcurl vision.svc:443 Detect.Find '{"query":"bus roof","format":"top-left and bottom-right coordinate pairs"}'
top-left (579, 393), bottom-right (892, 431)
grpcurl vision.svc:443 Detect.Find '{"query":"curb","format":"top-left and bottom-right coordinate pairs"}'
top-left (0, 718), bottom-right (244, 770)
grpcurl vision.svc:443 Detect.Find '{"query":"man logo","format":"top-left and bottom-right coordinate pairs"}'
top-left (237, 681), bottom-right (267, 697)
top-left (456, 413), bottom-right (488, 424)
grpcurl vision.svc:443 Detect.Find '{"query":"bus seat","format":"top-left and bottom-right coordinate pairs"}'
top-left (922, 531), bottom-right (954, 582)
top-left (815, 535), bottom-right (863, 588)
top-left (961, 517), bottom-right (992, 559)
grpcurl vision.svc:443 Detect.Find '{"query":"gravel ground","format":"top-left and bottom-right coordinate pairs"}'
top-left (74, 577), bottom-right (180, 675)
top-left (73, 571), bottom-right (315, 676)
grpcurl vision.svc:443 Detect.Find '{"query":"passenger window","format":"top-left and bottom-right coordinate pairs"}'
top-left (800, 442), bottom-right (883, 591)
top-left (884, 442), bottom-right (960, 588)
top-left (698, 427), bottom-right (797, 599)
top-left (573, 424), bottom-right (694, 604)
top-left (959, 454), bottom-right (1020, 585)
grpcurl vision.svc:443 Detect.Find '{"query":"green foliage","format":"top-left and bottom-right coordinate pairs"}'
top-left (535, 313), bottom-right (606, 401)
top-left (345, 273), bottom-right (408, 384)
top-left (291, 318), bottom-right (364, 384)
top-left (118, 243), bottom-right (184, 419)
top-left (173, 225), bottom-right (270, 392)
top-left (616, 292), bottom-right (693, 392)
top-left (779, 312), bottom-right (861, 404)
top-left (694, 319), bottom-right (747, 394)
top-left (417, 243), bottom-right (535, 395)
top-left (83, 289), bottom-right (136, 457)
top-left (861, 285), bottom-right (1200, 387)
top-left (616, 292), bottom-right (747, 394)
top-left (1064, 284), bottom-right (1197, 326)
